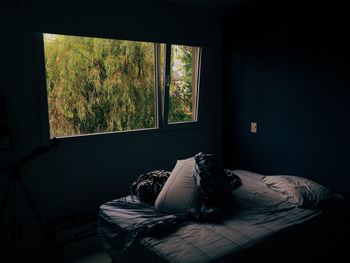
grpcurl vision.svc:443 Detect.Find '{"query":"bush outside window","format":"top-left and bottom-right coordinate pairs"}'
top-left (43, 34), bottom-right (201, 138)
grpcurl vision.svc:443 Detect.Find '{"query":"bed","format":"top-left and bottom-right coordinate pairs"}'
top-left (98, 169), bottom-right (346, 263)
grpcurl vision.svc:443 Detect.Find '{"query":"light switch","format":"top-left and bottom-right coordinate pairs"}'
top-left (251, 122), bottom-right (257, 133)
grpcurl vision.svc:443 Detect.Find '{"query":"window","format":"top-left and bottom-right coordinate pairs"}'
top-left (42, 33), bottom-right (201, 138)
top-left (168, 45), bottom-right (201, 123)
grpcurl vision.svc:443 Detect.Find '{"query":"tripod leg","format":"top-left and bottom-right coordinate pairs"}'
top-left (12, 176), bottom-right (18, 256)
top-left (0, 175), bottom-right (13, 225)
top-left (0, 175), bottom-right (18, 261)
top-left (17, 175), bottom-right (46, 232)
top-left (13, 175), bottom-right (16, 231)
top-left (11, 178), bottom-right (24, 249)
top-left (17, 175), bottom-right (51, 259)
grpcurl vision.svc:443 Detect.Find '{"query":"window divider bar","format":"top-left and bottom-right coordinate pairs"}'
top-left (155, 43), bottom-right (162, 130)
top-left (163, 44), bottom-right (171, 128)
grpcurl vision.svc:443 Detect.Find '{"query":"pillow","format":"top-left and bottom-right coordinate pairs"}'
top-left (130, 170), bottom-right (171, 203)
top-left (155, 158), bottom-right (202, 218)
top-left (262, 175), bottom-right (333, 208)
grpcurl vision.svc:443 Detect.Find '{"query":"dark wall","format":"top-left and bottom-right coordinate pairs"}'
top-left (223, 1), bottom-right (350, 197)
top-left (0, 0), bottom-right (222, 238)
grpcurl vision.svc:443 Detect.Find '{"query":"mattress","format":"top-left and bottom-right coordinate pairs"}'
top-left (99, 170), bottom-right (329, 263)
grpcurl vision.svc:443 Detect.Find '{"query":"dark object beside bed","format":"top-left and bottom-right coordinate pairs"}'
top-left (98, 170), bottom-right (348, 263)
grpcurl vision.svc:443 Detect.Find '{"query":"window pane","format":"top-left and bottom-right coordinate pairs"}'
top-left (43, 34), bottom-right (156, 138)
top-left (168, 45), bottom-right (200, 123)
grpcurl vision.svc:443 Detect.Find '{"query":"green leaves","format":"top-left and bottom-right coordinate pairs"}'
top-left (168, 45), bottom-right (194, 123)
top-left (44, 34), bottom-right (156, 137)
top-left (43, 35), bottom-right (197, 137)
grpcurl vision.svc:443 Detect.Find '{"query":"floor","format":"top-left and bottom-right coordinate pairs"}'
top-left (70, 250), bottom-right (111, 263)
top-left (63, 235), bottom-right (111, 263)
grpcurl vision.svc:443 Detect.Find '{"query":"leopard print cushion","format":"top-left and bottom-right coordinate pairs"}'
top-left (130, 170), bottom-right (171, 204)
top-left (194, 153), bottom-right (242, 219)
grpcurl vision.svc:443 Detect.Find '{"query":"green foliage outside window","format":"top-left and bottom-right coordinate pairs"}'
top-left (169, 45), bottom-right (194, 123)
top-left (43, 34), bottom-right (198, 138)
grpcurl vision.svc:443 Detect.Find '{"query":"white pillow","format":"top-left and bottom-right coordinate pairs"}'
top-left (155, 158), bottom-right (202, 217)
top-left (262, 175), bottom-right (333, 208)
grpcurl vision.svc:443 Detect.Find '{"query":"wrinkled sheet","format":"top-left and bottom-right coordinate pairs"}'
top-left (98, 170), bottom-right (325, 263)
top-left (98, 196), bottom-right (186, 255)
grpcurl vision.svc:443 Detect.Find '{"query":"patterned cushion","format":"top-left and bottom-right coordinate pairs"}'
top-left (130, 170), bottom-right (171, 204)
top-left (193, 153), bottom-right (242, 219)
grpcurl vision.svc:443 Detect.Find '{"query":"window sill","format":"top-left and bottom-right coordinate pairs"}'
top-left (50, 122), bottom-right (201, 143)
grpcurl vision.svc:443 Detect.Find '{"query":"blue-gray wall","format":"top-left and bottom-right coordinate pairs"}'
top-left (223, 0), bottom-right (350, 198)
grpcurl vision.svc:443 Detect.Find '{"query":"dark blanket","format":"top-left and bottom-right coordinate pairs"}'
top-left (98, 196), bottom-right (186, 256)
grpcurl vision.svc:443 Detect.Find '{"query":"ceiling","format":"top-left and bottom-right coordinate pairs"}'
top-left (14, 0), bottom-right (251, 10)
top-left (168, 0), bottom-right (251, 10)
top-left (13, 0), bottom-right (251, 11)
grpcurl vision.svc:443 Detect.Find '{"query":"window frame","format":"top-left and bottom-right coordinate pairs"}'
top-left (164, 44), bottom-right (202, 127)
top-left (36, 33), bottom-right (202, 141)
